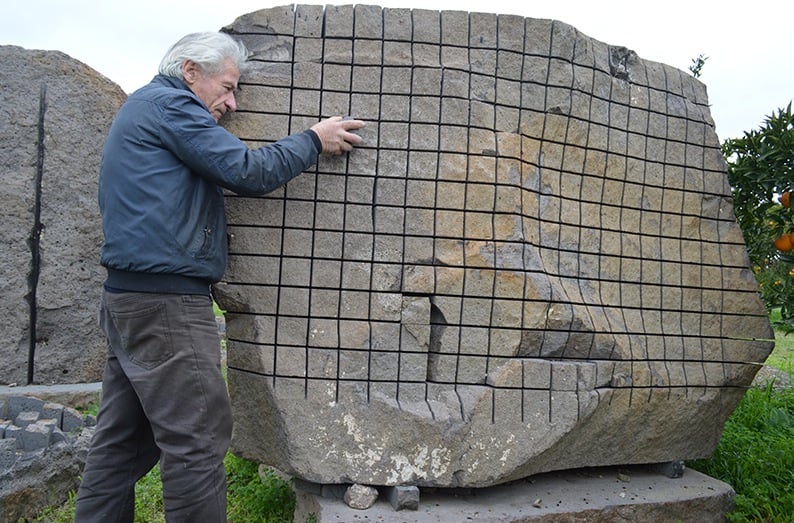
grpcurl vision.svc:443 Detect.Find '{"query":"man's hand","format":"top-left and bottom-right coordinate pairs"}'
top-left (311, 116), bottom-right (365, 155)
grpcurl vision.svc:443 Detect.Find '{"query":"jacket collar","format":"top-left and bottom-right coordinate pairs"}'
top-left (151, 74), bottom-right (191, 92)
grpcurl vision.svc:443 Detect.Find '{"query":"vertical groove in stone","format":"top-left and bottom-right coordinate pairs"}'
top-left (26, 82), bottom-right (47, 385)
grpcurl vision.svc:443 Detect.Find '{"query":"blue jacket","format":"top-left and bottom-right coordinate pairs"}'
top-left (99, 75), bottom-right (321, 291)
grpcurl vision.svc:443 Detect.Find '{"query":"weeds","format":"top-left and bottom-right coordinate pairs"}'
top-left (226, 453), bottom-right (294, 522)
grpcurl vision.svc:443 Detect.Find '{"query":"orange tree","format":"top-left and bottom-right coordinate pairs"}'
top-left (725, 103), bottom-right (794, 327)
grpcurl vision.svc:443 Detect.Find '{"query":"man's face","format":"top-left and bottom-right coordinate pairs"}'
top-left (182, 58), bottom-right (240, 122)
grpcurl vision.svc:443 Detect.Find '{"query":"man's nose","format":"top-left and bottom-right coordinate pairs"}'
top-left (227, 93), bottom-right (237, 112)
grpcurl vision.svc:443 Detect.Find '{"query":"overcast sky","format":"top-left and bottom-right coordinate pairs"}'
top-left (2, 0), bottom-right (792, 141)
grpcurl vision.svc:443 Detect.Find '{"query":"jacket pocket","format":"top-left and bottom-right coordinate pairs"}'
top-left (186, 187), bottom-right (224, 260)
top-left (190, 225), bottom-right (214, 259)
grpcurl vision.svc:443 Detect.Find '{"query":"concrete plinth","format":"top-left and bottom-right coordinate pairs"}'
top-left (293, 465), bottom-right (734, 523)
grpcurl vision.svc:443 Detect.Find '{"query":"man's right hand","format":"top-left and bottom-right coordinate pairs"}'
top-left (311, 116), bottom-right (366, 155)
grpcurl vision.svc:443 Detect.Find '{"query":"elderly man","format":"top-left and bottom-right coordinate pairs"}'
top-left (74, 31), bottom-right (364, 522)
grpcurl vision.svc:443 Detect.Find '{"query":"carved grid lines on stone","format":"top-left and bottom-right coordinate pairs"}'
top-left (219, 5), bottom-right (766, 427)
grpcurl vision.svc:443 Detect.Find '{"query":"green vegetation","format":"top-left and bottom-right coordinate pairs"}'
top-left (226, 454), bottom-right (295, 523)
top-left (688, 53), bottom-right (709, 78)
top-left (688, 384), bottom-right (793, 522)
top-left (766, 309), bottom-right (794, 373)
top-left (768, 336), bottom-right (794, 373)
top-left (130, 466), bottom-right (164, 523)
top-left (724, 103), bottom-right (794, 330)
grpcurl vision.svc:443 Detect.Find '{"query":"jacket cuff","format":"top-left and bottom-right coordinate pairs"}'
top-left (305, 129), bottom-right (322, 153)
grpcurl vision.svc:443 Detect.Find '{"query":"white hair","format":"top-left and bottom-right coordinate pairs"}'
top-left (158, 32), bottom-right (249, 79)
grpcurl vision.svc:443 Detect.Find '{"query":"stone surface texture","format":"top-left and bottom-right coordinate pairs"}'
top-left (215, 5), bottom-right (774, 488)
top-left (0, 46), bottom-right (125, 385)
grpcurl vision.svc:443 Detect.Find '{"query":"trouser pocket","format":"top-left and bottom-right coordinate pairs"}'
top-left (105, 296), bottom-right (175, 370)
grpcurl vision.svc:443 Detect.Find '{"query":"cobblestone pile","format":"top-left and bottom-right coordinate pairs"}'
top-left (1, 395), bottom-right (95, 522)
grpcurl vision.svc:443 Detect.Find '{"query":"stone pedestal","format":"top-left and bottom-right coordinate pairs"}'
top-left (293, 465), bottom-right (734, 523)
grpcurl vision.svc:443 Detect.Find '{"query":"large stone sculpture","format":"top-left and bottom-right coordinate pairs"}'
top-left (215, 4), bottom-right (773, 488)
top-left (0, 47), bottom-right (125, 385)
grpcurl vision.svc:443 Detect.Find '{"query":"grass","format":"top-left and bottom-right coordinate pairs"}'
top-left (769, 333), bottom-right (794, 375)
top-left (766, 308), bottom-right (794, 373)
top-left (225, 455), bottom-right (295, 523)
top-left (688, 383), bottom-right (793, 522)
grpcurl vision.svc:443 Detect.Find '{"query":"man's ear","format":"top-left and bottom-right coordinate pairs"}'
top-left (182, 60), bottom-right (199, 84)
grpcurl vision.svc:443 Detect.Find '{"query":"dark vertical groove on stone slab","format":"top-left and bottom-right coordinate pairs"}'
top-left (26, 82), bottom-right (46, 384)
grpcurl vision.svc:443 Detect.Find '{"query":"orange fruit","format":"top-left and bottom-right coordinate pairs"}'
top-left (780, 191), bottom-right (791, 208)
top-left (774, 233), bottom-right (794, 252)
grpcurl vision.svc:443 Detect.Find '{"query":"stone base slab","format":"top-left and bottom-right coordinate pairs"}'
top-left (0, 382), bottom-right (102, 410)
top-left (293, 465), bottom-right (734, 523)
